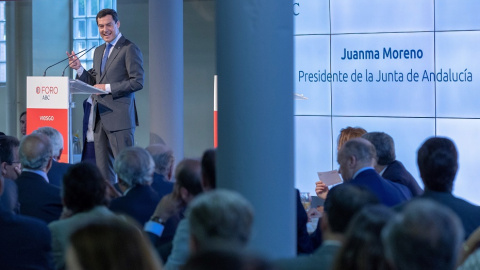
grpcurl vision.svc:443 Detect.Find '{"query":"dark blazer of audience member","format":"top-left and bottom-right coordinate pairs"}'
top-left (407, 137), bottom-right (480, 239)
top-left (145, 144), bottom-right (174, 199)
top-left (49, 162), bottom-right (115, 270)
top-left (16, 134), bottom-right (62, 223)
top-left (110, 147), bottom-right (160, 225)
top-left (362, 132), bottom-right (423, 196)
top-left (33, 127), bottom-right (72, 188)
top-left (276, 185), bottom-right (380, 270)
top-left (332, 205), bottom-right (394, 270)
top-left (383, 199), bottom-right (464, 270)
top-left (0, 135), bottom-right (21, 213)
top-left (66, 217), bottom-right (162, 270)
top-left (0, 177), bottom-right (54, 270)
top-left (335, 138), bottom-right (411, 207)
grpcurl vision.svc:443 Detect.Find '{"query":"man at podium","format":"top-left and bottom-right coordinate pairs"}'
top-left (67, 8), bottom-right (144, 184)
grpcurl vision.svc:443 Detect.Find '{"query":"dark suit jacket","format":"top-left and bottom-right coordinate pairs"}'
top-left (349, 168), bottom-right (412, 207)
top-left (151, 173), bottom-right (174, 200)
top-left (109, 184), bottom-right (160, 226)
top-left (0, 202), bottom-right (54, 270)
top-left (405, 190), bottom-right (480, 239)
top-left (0, 178), bottom-right (19, 213)
top-left (47, 161), bottom-right (72, 188)
top-left (78, 35), bottom-right (144, 132)
top-left (16, 171), bottom-right (63, 223)
top-left (383, 160), bottom-right (423, 196)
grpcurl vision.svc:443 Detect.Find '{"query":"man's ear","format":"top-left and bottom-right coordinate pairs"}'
top-left (0, 162), bottom-right (7, 177)
top-left (348, 155), bottom-right (357, 168)
top-left (45, 157), bottom-right (53, 173)
top-left (167, 165), bottom-right (173, 181)
top-left (180, 186), bottom-right (189, 201)
top-left (320, 213), bottom-right (330, 232)
top-left (189, 234), bottom-right (199, 255)
top-left (57, 148), bottom-right (63, 161)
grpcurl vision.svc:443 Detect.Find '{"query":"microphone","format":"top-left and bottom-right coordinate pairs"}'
top-left (42, 46), bottom-right (92, 76)
top-left (61, 45), bottom-right (97, 76)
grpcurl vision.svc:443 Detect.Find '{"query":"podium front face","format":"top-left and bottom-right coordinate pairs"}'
top-left (26, 76), bottom-right (70, 163)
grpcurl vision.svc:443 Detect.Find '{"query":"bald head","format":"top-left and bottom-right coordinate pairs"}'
top-left (19, 134), bottom-right (53, 171)
top-left (145, 144), bottom-right (174, 179)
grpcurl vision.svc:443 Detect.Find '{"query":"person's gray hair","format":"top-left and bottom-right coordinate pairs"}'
top-left (340, 138), bottom-right (377, 164)
top-left (114, 147), bottom-right (154, 187)
top-left (32, 126), bottom-right (64, 158)
top-left (362, 132), bottom-right (395, 166)
top-left (382, 199), bottom-right (464, 270)
top-left (145, 144), bottom-right (174, 177)
top-left (19, 134), bottom-right (53, 170)
top-left (188, 189), bottom-right (254, 251)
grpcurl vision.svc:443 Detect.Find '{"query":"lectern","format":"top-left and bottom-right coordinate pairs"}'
top-left (26, 77), bottom-right (103, 163)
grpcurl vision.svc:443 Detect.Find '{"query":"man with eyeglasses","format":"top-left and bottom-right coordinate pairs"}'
top-left (0, 135), bottom-right (21, 213)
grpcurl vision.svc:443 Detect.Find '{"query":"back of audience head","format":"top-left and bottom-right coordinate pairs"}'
top-left (382, 199), bottom-right (464, 270)
top-left (201, 148), bottom-right (216, 191)
top-left (32, 126), bottom-right (64, 161)
top-left (174, 158), bottom-right (203, 204)
top-left (362, 132), bottom-right (396, 166)
top-left (417, 137), bottom-right (458, 193)
top-left (0, 135), bottom-right (21, 180)
top-left (182, 249), bottom-right (274, 270)
top-left (62, 162), bottom-right (108, 215)
top-left (332, 205), bottom-right (395, 270)
top-left (188, 189), bottom-right (254, 253)
top-left (114, 146), bottom-right (154, 190)
top-left (146, 143), bottom-right (175, 180)
top-left (66, 217), bottom-right (162, 270)
top-left (337, 126), bottom-right (367, 151)
top-left (19, 133), bottom-right (53, 171)
top-left (324, 184), bottom-right (380, 234)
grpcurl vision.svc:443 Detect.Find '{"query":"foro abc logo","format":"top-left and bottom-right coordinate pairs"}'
top-left (36, 86), bottom-right (59, 95)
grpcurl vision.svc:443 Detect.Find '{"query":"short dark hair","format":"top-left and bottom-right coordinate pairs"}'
top-left (19, 111), bottom-right (26, 120)
top-left (175, 158), bottom-right (203, 196)
top-left (62, 162), bottom-right (108, 214)
top-left (201, 149), bottom-right (216, 189)
top-left (324, 184), bottom-right (379, 233)
top-left (362, 132), bottom-right (396, 166)
top-left (417, 137), bottom-right (457, 192)
top-left (0, 136), bottom-right (20, 164)
top-left (96, 8), bottom-right (119, 24)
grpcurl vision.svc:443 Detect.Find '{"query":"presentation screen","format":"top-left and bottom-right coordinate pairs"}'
top-left (294, 0), bottom-right (480, 205)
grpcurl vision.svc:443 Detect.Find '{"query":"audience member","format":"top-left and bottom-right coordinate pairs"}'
top-left (33, 127), bottom-right (72, 187)
top-left (146, 143), bottom-right (175, 198)
top-left (109, 146), bottom-right (160, 225)
top-left (401, 137), bottom-right (480, 239)
top-left (200, 148), bottom-right (216, 191)
top-left (0, 174), bottom-right (54, 269)
top-left (66, 217), bottom-right (162, 270)
top-left (16, 133), bottom-right (62, 223)
top-left (20, 111), bottom-right (27, 136)
top-left (362, 132), bottom-right (423, 196)
top-left (48, 162), bottom-right (115, 269)
top-left (0, 135), bottom-right (20, 212)
top-left (337, 126), bottom-right (367, 151)
top-left (332, 205), bottom-right (394, 270)
top-left (276, 184), bottom-right (379, 270)
top-left (145, 158), bottom-right (203, 269)
top-left (317, 138), bottom-right (412, 207)
top-left (189, 189), bottom-right (254, 253)
top-left (458, 226), bottom-right (480, 270)
top-left (382, 199), bottom-right (463, 270)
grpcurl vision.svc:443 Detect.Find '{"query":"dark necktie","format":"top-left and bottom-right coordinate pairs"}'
top-left (100, 43), bottom-right (112, 75)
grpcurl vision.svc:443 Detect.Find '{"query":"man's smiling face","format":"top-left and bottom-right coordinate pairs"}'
top-left (97, 15), bottom-right (120, 43)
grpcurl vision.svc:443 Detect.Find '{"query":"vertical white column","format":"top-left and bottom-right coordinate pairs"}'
top-left (216, 1), bottom-right (295, 258)
top-left (148, 0), bottom-right (184, 159)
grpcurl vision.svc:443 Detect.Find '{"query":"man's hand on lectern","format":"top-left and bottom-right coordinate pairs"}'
top-left (66, 51), bottom-right (81, 70)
